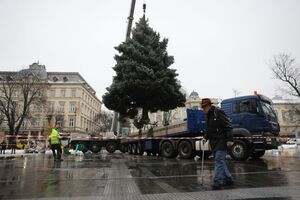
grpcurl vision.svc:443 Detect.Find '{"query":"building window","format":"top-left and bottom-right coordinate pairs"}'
top-left (37, 89), bottom-right (43, 97)
top-left (63, 77), bottom-right (68, 82)
top-left (71, 89), bottom-right (76, 98)
top-left (33, 119), bottom-right (40, 127)
top-left (50, 89), bottom-right (56, 97)
top-left (56, 120), bottom-right (63, 128)
top-left (70, 102), bottom-right (76, 113)
top-left (13, 91), bottom-right (18, 98)
top-left (48, 102), bottom-right (54, 113)
top-left (61, 89), bottom-right (66, 98)
top-left (69, 117), bottom-right (75, 127)
top-left (59, 102), bottom-right (65, 113)
top-left (21, 119), bottom-right (28, 128)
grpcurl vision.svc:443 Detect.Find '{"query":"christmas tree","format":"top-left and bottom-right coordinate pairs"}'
top-left (103, 17), bottom-right (186, 127)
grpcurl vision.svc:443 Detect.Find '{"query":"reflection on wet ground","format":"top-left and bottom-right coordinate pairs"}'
top-left (0, 148), bottom-right (300, 199)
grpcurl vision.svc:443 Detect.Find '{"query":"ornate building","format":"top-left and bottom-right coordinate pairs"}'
top-left (0, 63), bottom-right (102, 138)
top-left (185, 91), bottom-right (220, 109)
top-left (272, 96), bottom-right (300, 136)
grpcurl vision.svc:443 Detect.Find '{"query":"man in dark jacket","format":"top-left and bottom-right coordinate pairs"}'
top-left (0, 140), bottom-right (6, 154)
top-left (201, 98), bottom-right (234, 190)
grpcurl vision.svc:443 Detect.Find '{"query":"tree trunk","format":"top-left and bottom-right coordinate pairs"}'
top-left (141, 108), bottom-right (150, 124)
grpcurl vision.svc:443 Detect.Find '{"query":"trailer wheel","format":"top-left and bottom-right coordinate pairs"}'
top-left (229, 140), bottom-right (249, 161)
top-left (89, 142), bottom-right (101, 153)
top-left (128, 144), bottom-right (133, 154)
top-left (137, 143), bottom-right (144, 156)
top-left (119, 144), bottom-right (127, 153)
top-left (250, 150), bottom-right (265, 159)
top-left (161, 141), bottom-right (176, 158)
top-left (132, 143), bottom-right (137, 155)
top-left (178, 141), bottom-right (194, 159)
top-left (106, 142), bottom-right (117, 153)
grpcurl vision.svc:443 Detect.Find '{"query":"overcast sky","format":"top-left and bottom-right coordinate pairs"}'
top-left (0, 0), bottom-right (300, 103)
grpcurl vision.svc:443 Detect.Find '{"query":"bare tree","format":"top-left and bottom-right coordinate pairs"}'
top-left (96, 110), bottom-right (113, 132)
top-left (0, 71), bottom-right (46, 136)
top-left (270, 53), bottom-right (300, 97)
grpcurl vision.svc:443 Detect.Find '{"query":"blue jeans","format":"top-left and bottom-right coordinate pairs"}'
top-left (213, 150), bottom-right (232, 186)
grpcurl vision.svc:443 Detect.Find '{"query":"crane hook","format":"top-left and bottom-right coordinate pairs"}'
top-left (143, 3), bottom-right (146, 16)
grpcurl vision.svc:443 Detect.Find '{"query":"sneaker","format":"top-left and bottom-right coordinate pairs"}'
top-left (211, 185), bottom-right (222, 190)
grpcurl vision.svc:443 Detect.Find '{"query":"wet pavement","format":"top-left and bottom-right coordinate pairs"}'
top-left (1, 148), bottom-right (300, 200)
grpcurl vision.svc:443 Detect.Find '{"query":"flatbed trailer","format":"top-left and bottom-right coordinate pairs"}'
top-left (119, 94), bottom-right (281, 161)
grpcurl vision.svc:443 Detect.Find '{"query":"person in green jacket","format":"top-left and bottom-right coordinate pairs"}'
top-left (48, 128), bottom-right (63, 161)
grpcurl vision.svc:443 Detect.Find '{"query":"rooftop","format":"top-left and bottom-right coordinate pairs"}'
top-left (0, 63), bottom-right (98, 98)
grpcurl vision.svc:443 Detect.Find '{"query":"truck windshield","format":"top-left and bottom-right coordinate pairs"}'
top-left (261, 101), bottom-right (276, 118)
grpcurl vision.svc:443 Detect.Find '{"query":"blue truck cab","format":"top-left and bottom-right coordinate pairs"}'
top-left (221, 94), bottom-right (280, 160)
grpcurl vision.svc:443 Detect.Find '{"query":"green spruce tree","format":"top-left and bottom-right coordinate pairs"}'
top-left (103, 17), bottom-right (186, 126)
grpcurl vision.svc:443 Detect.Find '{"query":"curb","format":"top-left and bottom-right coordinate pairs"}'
top-left (0, 154), bottom-right (24, 160)
top-left (0, 153), bottom-right (38, 160)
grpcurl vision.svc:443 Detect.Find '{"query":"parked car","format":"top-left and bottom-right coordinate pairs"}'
top-left (24, 145), bottom-right (38, 153)
top-left (286, 138), bottom-right (300, 145)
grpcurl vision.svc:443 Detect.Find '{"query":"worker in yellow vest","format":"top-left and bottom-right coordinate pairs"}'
top-left (48, 128), bottom-right (63, 161)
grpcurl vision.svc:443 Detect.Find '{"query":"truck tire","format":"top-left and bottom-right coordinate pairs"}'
top-left (132, 143), bottom-right (137, 155)
top-left (89, 142), bottom-right (101, 153)
top-left (161, 141), bottom-right (176, 158)
top-left (250, 150), bottom-right (265, 159)
top-left (229, 140), bottom-right (249, 161)
top-left (137, 143), bottom-right (144, 156)
top-left (128, 144), bottom-right (133, 154)
top-left (106, 142), bottom-right (117, 153)
top-left (178, 141), bottom-right (194, 159)
top-left (119, 144), bottom-right (127, 153)
top-left (146, 151), bottom-right (151, 156)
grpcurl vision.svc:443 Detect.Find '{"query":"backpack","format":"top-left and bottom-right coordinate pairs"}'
top-left (213, 107), bottom-right (233, 140)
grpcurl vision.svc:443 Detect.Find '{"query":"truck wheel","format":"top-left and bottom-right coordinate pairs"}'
top-left (137, 143), bottom-right (144, 156)
top-left (132, 143), bottom-right (137, 155)
top-left (161, 141), bottom-right (176, 158)
top-left (119, 144), bottom-right (127, 153)
top-left (128, 144), bottom-right (133, 154)
top-left (250, 150), bottom-right (265, 159)
top-left (229, 140), bottom-right (249, 161)
top-left (106, 142), bottom-right (117, 153)
top-left (89, 142), bottom-right (101, 153)
top-left (178, 141), bottom-right (194, 159)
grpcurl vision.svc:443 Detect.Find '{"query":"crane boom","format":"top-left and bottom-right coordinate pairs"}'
top-left (111, 0), bottom-right (137, 134)
top-left (126, 0), bottom-right (136, 41)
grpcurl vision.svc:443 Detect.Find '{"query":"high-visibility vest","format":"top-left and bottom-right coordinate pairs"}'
top-left (49, 129), bottom-right (60, 144)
